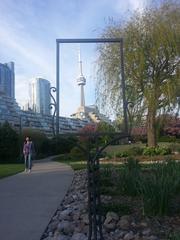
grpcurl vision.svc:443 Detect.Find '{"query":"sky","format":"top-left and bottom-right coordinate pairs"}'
top-left (0, 0), bottom-right (148, 117)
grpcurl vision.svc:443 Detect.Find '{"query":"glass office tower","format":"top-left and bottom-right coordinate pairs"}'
top-left (29, 78), bottom-right (50, 115)
top-left (0, 62), bottom-right (15, 98)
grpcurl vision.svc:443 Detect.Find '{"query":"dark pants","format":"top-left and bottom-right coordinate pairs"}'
top-left (24, 154), bottom-right (32, 170)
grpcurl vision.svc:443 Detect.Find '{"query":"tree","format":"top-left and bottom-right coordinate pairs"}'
top-left (97, 121), bottom-right (115, 145)
top-left (96, 1), bottom-right (180, 146)
top-left (0, 122), bottom-right (20, 163)
top-left (22, 128), bottom-right (48, 158)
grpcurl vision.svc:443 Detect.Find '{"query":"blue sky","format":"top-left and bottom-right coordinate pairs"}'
top-left (0, 0), bottom-right (147, 116)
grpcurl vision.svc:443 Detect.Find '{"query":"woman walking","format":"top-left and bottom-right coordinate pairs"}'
top-left (23, 136), bottom-right (33, 173)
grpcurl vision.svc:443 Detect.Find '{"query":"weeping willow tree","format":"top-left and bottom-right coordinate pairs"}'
top-left (96, 1), bottom-right (180, 147)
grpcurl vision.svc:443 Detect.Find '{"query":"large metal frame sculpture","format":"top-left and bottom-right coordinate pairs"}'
top-left (77, 132), bottom-right (129, 240)
top-left (50, 38), bottom-right (129, 240)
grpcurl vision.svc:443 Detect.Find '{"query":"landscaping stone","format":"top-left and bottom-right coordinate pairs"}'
top-left (104, 211), bottom-right (119, 230)
top-left (41, 169), bottom-right (180, 240)
top-left (123, 231), bottom-right (134, 240)
top-left (56, 235), bottom-right (70, 240)
top-left (57, 220), bottom-right (74, 235)
top-left (71, 233), bottom-right (88, 240)
top-left (142, 228), bottom-right (151, 236)
top-left (117, 217), bottom-right (130, 230)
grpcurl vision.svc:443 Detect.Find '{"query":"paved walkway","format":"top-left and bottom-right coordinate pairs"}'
top-left (0, 159), bottom-right (74, 240)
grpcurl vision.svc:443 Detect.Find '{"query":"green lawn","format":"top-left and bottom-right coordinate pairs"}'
top-left (0, 164), bottom-right (24, 179)
top-left (54, 155), bottom-right (125, 171)
top-left (56, 159), bottom-right (87, 171)
top-left (104, 142), bottom-right (176, 154)
top-left (54, 141), bottom-right (180, 171)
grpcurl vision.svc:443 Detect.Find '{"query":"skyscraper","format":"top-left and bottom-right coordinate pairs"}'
top-left (29, 78), bottom-right (50, 115)
top-left (0, 62), bottom-right (15, 98)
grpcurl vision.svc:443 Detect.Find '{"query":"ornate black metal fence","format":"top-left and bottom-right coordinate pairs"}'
top-left (58, 132), bottom-right (130, 240)
top-left (49, 87), bottom-right (57, 136)
top-left (85, 133), bottom-right (129, 240)
top-left (48, 38), bottom-right (129, 240)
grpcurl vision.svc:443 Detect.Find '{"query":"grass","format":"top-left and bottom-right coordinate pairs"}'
top-left (168, 232), bottom-right (180, 240)
top-left (53, 155), bottom-right (87, 171)
top-left (100, 158), bottom-right (180, 216)
top-left (55, 150), bottom-right (180, 216)
top-left (0, 164), bottom-right (24, 179)
top-left (105, 142), bottom-right (180, 154)
top-left (54, 153), bottom-right (126, 171)
top-left (105, 143), bottom-right (145, 153)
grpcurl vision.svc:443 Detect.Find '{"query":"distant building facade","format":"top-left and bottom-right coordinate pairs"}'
top-left (0, 62), bottom-right (15, 98)
top-left (71, 105), bottom-right (111, 124)
top-left (29, 78), bottom-right (50, 115)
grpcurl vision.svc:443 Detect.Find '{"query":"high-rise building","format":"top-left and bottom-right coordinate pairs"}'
top-left (74, 50), bottom-right (87, 119)
top-left (77, 50), bottom-right (86, 108)
top-left (29, 78), bottom-right (50, 115)
top-left (0, 62), bottom-right (15, 98)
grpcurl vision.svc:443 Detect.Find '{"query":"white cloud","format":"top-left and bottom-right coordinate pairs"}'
top-left (114, 0), bottom-right (146, 14)
top-left (0, 0), bottom-right (149, 117)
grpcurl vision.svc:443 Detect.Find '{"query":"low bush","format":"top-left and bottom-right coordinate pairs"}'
top-left (158, 135), bottom-right (178, 143)
top-left (0, 122), bottom-right (20, 163)
top-left (50, 135), bottom-right (77, 155)
top-left (69, 146), bottom-right (86, 161)
top-left (127, 146), bottom-right (144, 156)
top-left (169, 143), bottom-right (180, 153)
top-left (115, 151), bottom-right (129, 158)
top-left (143, 146), bottom-right (171, 156)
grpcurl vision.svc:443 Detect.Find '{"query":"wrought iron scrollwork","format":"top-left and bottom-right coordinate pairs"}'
top-left (49, 87), bottom-right (57, 136)
top-left (86, 133), bottom-right (130, 240)
top-left (126, 101), bottom-right (134, 135)
top-left (75, 133), bottom-right (129, 240)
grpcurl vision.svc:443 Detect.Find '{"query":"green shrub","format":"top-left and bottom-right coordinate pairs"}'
top-left (127, 146), bottom-right (144, 156)
top-left (0, 122), bottom-right (20, 163)
top-left (169, 143), bottom-right (180, 153)
top-left (115, 151), bottom-right (129, 158)
top-left (143, 146), bottom-right (171, 156)
top-left (158, 135), bottom-right (177, 143)
top-left (106, 153), bottom-right (113, 159)
top-left (139, 160), bottom-right (180, 216)
top-left (22, 128), bottom-right (49, 159)
top-left (50, 135), bottom-right (77, 156)
top-left (69, 146), bottom-right (86, 161)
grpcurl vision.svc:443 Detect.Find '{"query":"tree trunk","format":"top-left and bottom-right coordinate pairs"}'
top-left (147, 106), bottom-right (157, 147)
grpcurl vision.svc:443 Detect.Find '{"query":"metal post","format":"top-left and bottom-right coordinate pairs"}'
top-left (54, 38), bottom-right (128, 240)
top-left (56, 41), bottom-right (60, 135)
top-left (120, 39), bottom-right (128, 134)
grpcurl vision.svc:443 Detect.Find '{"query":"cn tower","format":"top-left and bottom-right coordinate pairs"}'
top-left (77, 50), bottom-right (86, 107)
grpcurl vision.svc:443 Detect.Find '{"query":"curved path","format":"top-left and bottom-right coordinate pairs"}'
top-left (0, 159), bottom-right (74, 240)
